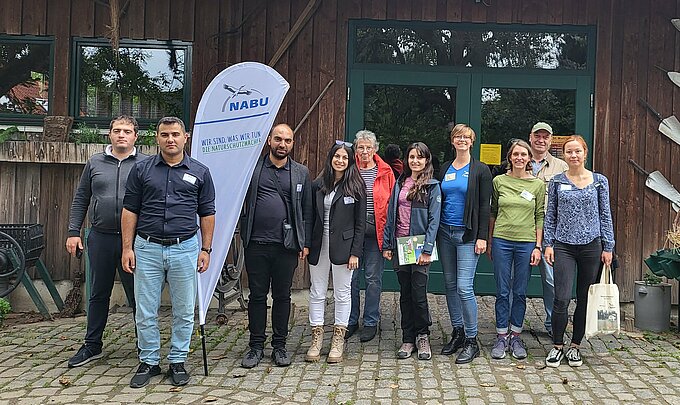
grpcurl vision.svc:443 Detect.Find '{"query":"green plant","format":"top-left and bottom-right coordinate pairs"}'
top-left (0, 126), bottom-right (19, 144)
top-left (137, 124), bottom-right (157, 146)
top-left (0, 298), bottom-right (11, 326)
top-left (643, 271), bottom-right (663, 285)
top-left (70, 122), bottom-right (104, 144)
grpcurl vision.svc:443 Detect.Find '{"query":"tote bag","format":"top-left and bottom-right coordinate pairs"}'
top-left (585, 264), bottom-right (621, 339)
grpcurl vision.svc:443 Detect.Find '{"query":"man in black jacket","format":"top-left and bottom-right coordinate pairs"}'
top-left (240, 123), bottom-right (313, 368)
top-left (65, 115), bottom-right (147, 368)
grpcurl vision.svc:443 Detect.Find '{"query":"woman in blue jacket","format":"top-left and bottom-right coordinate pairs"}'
top-left (383, 142), bottom-right (441, 361)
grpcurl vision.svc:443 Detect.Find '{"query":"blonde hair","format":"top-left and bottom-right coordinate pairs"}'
top-left (450, 123), bottom-right (476, 143)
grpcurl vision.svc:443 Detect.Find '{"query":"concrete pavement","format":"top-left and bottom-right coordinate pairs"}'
top-left (0, 293), bottom-right (678, 404)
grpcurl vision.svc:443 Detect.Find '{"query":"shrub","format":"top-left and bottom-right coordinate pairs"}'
top-left (0, 298), bottom-right (11, 326)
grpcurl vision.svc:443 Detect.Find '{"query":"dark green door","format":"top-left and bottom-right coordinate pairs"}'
top-left (347, 69), bottom-right (472, 293)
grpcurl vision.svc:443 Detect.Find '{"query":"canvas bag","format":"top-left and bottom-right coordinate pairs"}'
top-left (585, 264), bottom-right (621, 339)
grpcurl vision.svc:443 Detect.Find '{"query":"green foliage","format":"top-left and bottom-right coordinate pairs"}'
top-left (0, 298), bottom-right (11, 326)
top-left (643, 272), bottom-right (663, 286)
top-left (137, 124), bottom-right (157, 146)
top-left (0, 126), bottom-right (19, 144)
top-left (70, 123), bottom-right (104, 144)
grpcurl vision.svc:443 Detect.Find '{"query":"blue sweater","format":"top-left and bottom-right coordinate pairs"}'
top-left (543, 172), bottom-right (615, 252)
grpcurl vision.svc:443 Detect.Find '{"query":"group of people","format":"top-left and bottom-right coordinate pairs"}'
top-left (65, 116), bottom-right (615, 389)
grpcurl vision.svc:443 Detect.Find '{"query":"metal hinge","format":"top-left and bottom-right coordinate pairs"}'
top-left (347, 87), bottom-right (350, 102)
top-left (590, 93), bottom-right (594, 108)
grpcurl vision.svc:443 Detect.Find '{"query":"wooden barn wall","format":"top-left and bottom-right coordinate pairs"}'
top-left (0, 0), bottom-right (679, 302)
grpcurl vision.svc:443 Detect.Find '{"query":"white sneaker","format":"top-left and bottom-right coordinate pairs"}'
top-left (545, 347), bottom-right (564, 368)
top-left (565, 347), bottom-right (583, 367)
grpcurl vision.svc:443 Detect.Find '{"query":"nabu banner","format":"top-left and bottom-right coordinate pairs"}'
top-left (191, 62), bottom-right (289, 325)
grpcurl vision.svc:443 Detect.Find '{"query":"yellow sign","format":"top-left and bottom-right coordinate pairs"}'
top-left (479, 144), bottom-right (502, 165)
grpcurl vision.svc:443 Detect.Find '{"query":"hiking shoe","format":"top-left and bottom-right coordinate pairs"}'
top-left (67, 345), bottom-right (103, 368)
top-left (241, 348), bottom-right (264, 369)
top-left (509, 335), bottom-right (527, 359)
top-left (360, 325), bottom-right (377, 342)
top-left (272, 347), bottom-right (292, 367)
top-left (396, 343), bottom-right (415, 359)
top-left (441, 326), bottom-right (465, 355)
top-left (455, 337), bottom-right (480, 364)
top-left (129, 362), bottom-right (162, 388)
top-left (416, 334), bottom-right (431, 360)
top-left (345, 323), bottom-right (359, 340)
top-left (305, 326), bottom-right (324, 362)
top-left (565, 347), bottom-right (583, 367)
top-left (490, 335), bottom-right (509, 359)
top-left (545, 347), bottom-right (564, 368)
top-left (167, 362), bottom-right (190, 386)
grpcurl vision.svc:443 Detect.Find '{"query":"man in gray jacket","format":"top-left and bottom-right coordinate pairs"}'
top-left (240, 123), bottom-right (313, 368)
top-left (66, 115), bottom-right (147, 367)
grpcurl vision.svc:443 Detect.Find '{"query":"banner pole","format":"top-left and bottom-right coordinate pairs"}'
top-left (201, 324), bottom-right (208, 376)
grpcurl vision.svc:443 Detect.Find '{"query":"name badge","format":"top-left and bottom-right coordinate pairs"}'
top-left (296, 183), bottom-right (303, 192)
top-left (520, 190), bottom-right (534, 201)
top-left (344, 196), bottom-right (355, 205)
top-left (182, 173), bottom-right (197, 184)
top-left (445, 173), bottom-right (456, 181)
top-left (560, 184), bottom-right (572, 191)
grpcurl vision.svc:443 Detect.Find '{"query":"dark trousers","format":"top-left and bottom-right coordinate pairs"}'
top-left (552, 238), bottom-right (603, 346)
top-left (244, 242), bottom-right (298, 350)
top-left (395, 262), bottom-right (431, 343)
top-left (85, 229), bottom-right (135, 350)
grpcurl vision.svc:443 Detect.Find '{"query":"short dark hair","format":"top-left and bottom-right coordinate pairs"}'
top-left (384, 144), bottom-right (402, 161)
top-left (110, 115), bottom-right (139, 133)
top-left (157, 116), bottom-right (186, 132)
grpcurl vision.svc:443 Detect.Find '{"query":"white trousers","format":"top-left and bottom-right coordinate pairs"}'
top-left (309, 233), bottom-right (353, 327)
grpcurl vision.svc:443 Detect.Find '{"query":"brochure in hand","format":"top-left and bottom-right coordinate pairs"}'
top-left (396, 234), bottom-right (439, 266)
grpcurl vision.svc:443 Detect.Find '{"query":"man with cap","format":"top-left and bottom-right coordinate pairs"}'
top-left (528, 122), bottom-right (568, 338)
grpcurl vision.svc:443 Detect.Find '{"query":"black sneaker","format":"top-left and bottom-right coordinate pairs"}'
top-left (455, 337), bottom-right (480, 364)
top-left (129, 362), bottom-right (162, 388)
top-left (67, 345), bottom-right (103, 368)
top-left (167, 362), bottom-right (190, 386)
top-left (241, 348), bottom-right (264, 369)
top-left (565, 347), bottom-right (583, 367)
top-left (272, 347), bottom-right (292, 367)
top-left (345, 324), bottom-right (359, 340)
top-left (545, 347), bottom-right (564, 368)
top-left (359, 325), bottom-right (377, 342)
top-left (441, 327), bottom-right (465, 355)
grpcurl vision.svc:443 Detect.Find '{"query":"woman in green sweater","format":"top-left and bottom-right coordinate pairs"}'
top-left (488, 139), bottom-right (545, 360)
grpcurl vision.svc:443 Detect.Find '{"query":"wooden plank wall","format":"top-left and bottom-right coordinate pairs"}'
top-left (0, 0), bottom-right (679, 302)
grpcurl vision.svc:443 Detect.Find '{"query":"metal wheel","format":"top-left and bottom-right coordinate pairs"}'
top-left (0, 231), bottom-right (26, 298)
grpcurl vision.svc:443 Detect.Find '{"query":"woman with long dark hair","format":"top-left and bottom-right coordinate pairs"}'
top-left (543, 135), bottom-right (614, 368)
top-left (306, 141), bottom-right (366, 363)
top-left (489, 139), bottom-right (545, 361)
top-left (383, 142), bottom-right (441, 360)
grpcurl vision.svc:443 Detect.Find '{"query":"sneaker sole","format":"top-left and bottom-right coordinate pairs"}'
top-left (545, 360), bottom-right (561, 368)
top-left (491, 352), bottom-right (506, 359)
top-left (396, 351), bottom-right (413, 359)
top-left (568, 360), bottom-right (583, 367)
top-left (418, 354), bottom-right (432, 360)
top-left (68, 352), bottom-right (103, 368)
top-left (305, 354), bottom-right (321, 362)
top-left (326, 356), bottom-right (342, 364)
top-left (512, 352), bottom-right (527, 360)
top-left (129, 371), bottom-right (162, 388)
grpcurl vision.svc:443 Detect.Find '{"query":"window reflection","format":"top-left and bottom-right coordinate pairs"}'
top-left (355, 27), bottom-right (588, 70)
top-left (0, 41), bottom-right (51, 115)
top-left (77, 45), bottom-right (186, 120)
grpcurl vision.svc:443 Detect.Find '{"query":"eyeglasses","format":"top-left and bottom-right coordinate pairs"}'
top-left (356, 146), bottom-right (374, 152)
top-left (335, 140), bottom-right (353, 148)
top-left (453, 135), bottom-right (473, 141)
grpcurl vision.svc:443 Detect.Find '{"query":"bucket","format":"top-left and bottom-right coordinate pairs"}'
top-left (634, 281), bottom-right (672, 332)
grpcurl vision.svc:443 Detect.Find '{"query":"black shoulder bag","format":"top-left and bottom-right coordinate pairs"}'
top-left (272, 173), bottom-right (298, 251)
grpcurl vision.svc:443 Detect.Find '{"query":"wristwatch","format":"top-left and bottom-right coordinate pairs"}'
top-left (201, 247), bottom-right (212, 254)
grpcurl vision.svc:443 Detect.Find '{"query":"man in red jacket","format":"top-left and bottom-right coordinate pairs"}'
top-left (346, 130), bottom-right (396, 342)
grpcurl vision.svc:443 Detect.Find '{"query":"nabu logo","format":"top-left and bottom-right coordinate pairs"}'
top-left (221, 84), bottom-right (269, 113)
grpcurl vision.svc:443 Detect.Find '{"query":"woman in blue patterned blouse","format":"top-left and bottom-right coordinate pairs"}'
top-left (543, 135), bottom-right (615, 368)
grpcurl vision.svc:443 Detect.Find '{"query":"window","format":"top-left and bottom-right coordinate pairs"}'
top-left (71, 38), bottom-right (191, 127)
top-left (0, 35), bottom-right (53, 122)
top-left (354, 23), bottom-right (589, 70)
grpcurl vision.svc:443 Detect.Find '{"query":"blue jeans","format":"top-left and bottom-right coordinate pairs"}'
top-left (537, 256), bottom-right (554, 332)
top-left (134, 234), bottom-right (198, 365)
top-left (492, 237), bottom-right (534, 334)
top-left (437, 225), bottom-right (480, 338)
top-left (349, 235), bottom-right (384, 327)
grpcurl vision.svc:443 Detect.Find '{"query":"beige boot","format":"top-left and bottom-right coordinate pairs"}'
top-left (305, 326), bottom-right (324, 362)
top-left (327, 325), bottom-right (347, 363)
